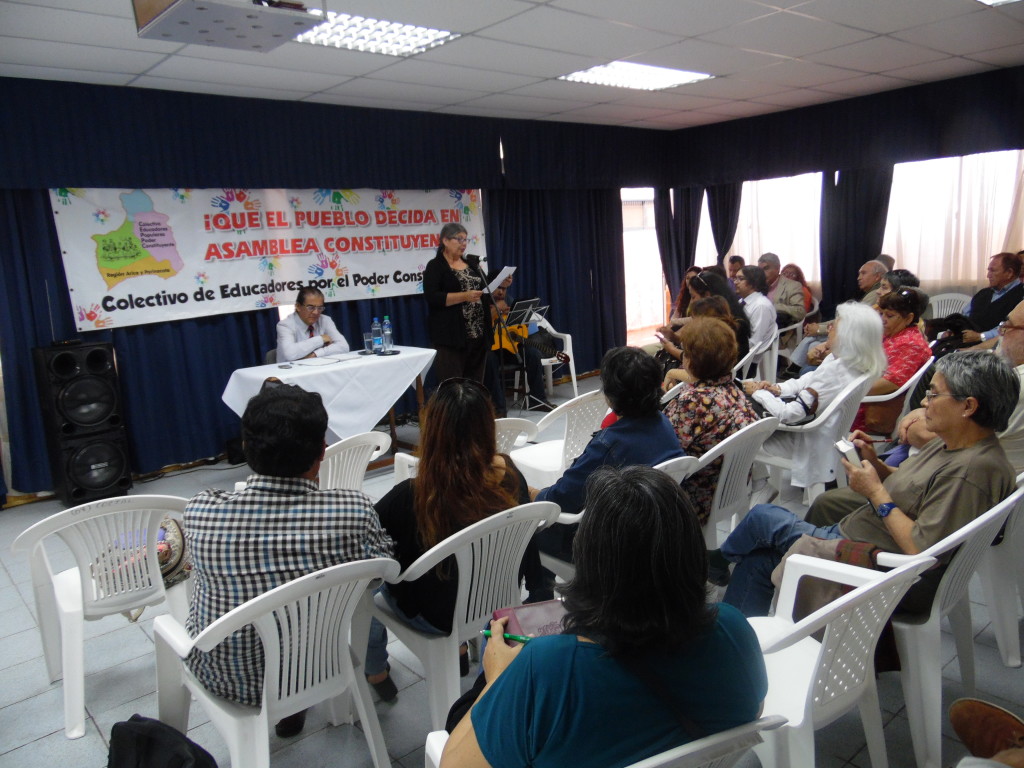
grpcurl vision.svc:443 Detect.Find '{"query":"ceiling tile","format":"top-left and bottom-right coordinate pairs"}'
top-left (364, 58), bottom-right (541, 92)
top-left (325, 77), bottom-right (488, 107)
top-left (146, 55), bottom-right (346, 91)
top-left (891, 10), bottom-right (1024, 56)
top-left (174, 39), bottom-right (397, 77)
top-left (0, 35), bottom-right (166, 73)
top-left (458, 92), bottom-right (590, 114)
top-left (629, 38), bottom-right (780, 76)
top-left (806, 36), bottom-right (950, 73)
top-left (811, 73), bottom-right (915, 97)
top-left (415, 36), bottom-right (601, 79)
top-left (5, 0), bottom-right (130, 18)
top-left (741, 59), bottom-right (862, 88)
top-left (0, 62), bottom-right (134, 86)
top-left (556, 103), bottom-right (678, 121)
top-left (130, 75), bottom-right (307, 101)
top-left (793, 0), bottom-right (980, 34)
top-left (969, 43), bottom-right (1024, 68)
top-left (748, 87), bottom-right (836, 107)
top-left (606, 90), bottom-right (732, 110)
top-left (883, 57), bottom-right (996, 83)
top-left (476, 6), bottom-right (679, 58)
top-left (1, 4), bottom-right (182, 53)
top-left (299, 0), bottom-right (536, 33)
top-left (699, 10), bottom-right (874, 58)
top-left (550, 0), bottom-right (772, 38)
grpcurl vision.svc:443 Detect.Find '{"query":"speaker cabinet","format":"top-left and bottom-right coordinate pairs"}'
top-left (33, 343), bottom-right (133, 505)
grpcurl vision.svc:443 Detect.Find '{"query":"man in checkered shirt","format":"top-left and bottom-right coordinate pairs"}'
top-left (184, 383), bottom-right (394, 737)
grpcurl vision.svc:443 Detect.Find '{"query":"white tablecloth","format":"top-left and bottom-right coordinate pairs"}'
top-left (222, 346), bottom-right (436, 441)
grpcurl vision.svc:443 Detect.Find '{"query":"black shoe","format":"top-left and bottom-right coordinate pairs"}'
top-left (274, 709), bottom-right (307, 738)
top-left (368, 663), bottom-right (398, 703)
top-left (707, 549), bottom-right (732, 587)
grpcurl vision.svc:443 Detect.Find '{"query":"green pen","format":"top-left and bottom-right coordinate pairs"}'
top-left (480, 629), bottom-right (532, 644)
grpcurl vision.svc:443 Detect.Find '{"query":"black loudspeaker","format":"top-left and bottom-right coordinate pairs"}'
top-left (33, 343), bottom-right (133, 505)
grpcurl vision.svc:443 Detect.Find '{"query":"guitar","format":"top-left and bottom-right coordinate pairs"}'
top-left (492, 322), bottom-right (570, 363)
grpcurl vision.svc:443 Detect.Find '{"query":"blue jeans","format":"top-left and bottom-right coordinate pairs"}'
top-left (721, 504), bottom-right (842, 617)
top-left (366, 585), bottom-right (446, 676)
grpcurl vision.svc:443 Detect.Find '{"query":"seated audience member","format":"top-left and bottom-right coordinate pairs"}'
top-left (663, 318), bottom-right (759, 526)
top-left (744, 302), bottom-right (886, 493)
top-left (949, 698), bottom-right (1024, 768)
top-left (957, 252), bottom-right (1024, 349)
top-left (727, 255), bottom-right (745, 291)
top-left (185, 384), bottom-right (394, 737)
top-left (877, 253), bottom-right (896, 272)
top-left (368, 378), bottom-right (545, 698)
top-left (792, 260), bottom-right (888, 369)
top-left (661, 270), bottom-right (750, 344)
top-left (875, 268), bottom-right (921, 303)
top-left (666, 266), bottom-right (703, 330)
top-left (660, 295), bottom-right (749, 384)
top-left (758, 252), bottom-right (807, 326)
top-left (712, 352), bottom-right (1018, 618)
top-left (734, 265), bottom-right (775, 364)
top-left (781, 263), bottom-right (814, 313)
top-left (851, 287), bottom-right (932, 435)
top-left (894, 299), bottom-right (1024, 473)
top-left (442, 466), bottom-right (768, 768)
top-left (533, 347), bottom-right (685, 557)
top-left (276, 286), bottom-right (350, 362)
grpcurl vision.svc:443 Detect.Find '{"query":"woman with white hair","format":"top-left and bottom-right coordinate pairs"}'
top-left (744, 301), bottom-right (886, 491)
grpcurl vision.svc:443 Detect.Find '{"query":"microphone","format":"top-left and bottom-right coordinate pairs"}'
top-left (464, 254), bottom-right (484, 269)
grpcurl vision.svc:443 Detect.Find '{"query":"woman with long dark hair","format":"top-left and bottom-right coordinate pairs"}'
top-left (365, 378), bottom-right (541, 698)
top-left (423, 223), bottom-right (491, 382)
top-left (442, 466), bottom-right (767, 768)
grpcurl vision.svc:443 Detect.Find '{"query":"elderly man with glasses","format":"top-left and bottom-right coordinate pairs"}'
top-left (275, 286), bottom-right (350, 362)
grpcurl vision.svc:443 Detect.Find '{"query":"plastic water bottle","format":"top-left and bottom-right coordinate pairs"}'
top-left (382, 315), bottom-right (394, 351)
top-left (371, 317), bottom-right (383, 352)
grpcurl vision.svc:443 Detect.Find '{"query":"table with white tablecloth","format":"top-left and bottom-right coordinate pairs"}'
top-left (222, 346), bottom-right (436, 442)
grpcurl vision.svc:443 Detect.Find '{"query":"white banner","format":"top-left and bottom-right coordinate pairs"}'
top-left (49, 187), bottom-right (486, 331)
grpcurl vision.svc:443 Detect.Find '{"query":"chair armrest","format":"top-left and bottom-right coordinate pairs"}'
top-left (153, 614), bottom-right (196, 659)
top-left (553, 510), bottom-right (584, 526)
top-left (875, 551), bottom-right (916, 568)
top-left (425, 730), bottom-right (449, 768)
top-left (773, 554), bottom-right (881, 623)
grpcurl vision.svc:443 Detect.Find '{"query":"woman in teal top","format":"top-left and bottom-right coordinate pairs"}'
top-left (442, 466), bottom-right (768, 768)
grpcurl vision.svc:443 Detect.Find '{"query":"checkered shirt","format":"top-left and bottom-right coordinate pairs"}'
top-left (183, 473), bottom-right (395, 706)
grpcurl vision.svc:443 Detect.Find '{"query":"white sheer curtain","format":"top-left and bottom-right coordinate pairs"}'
top-left (694, 172), bottom-right (823, 284)
top-left (881, 149), bottom-right (1024, 294)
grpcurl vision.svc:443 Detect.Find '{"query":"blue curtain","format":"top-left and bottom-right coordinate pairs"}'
top-left (482, 189), bottom-right (625, 373)
top-left (819, 166), bottom-right (894, 317)
top-left (655, 186), bottom-right (704, 297)
top-left (706, 183), bottom-right (743, 263)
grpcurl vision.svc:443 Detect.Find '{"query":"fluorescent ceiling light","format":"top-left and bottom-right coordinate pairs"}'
top-left (295, 11), bottom-right (460, 56)
top-left (560, 61), bottom-right (713, 91)
top-left (975, 0), bottom-right (1023, 5)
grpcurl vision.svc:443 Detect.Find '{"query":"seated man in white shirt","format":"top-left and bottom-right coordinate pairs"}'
top-left (735, 266), bottom-right (775, 372)
top-left (276, 286), bottom-right (350, 362)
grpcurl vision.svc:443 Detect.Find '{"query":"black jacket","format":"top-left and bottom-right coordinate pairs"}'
top-left (422, 253), bottom-right (491, 348)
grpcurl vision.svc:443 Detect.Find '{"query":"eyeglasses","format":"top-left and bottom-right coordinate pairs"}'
top-left (923, 390), bottom-right (963, 402)
top-left (302, 304), bottom-right (325, 313)
top-left (998, 320), bottom-right (1024, 335)
top-left (448, 236), bottom-right (468, 244)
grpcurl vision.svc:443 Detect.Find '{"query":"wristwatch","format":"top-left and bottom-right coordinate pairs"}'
top-left (875, 502), bottom-right (896, 518)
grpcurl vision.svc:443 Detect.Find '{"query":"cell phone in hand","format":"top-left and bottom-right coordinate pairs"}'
top-left (834, 438), bottom-right (861, 465)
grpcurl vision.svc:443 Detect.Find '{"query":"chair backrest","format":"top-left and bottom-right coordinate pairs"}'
top-left (917, 486), bottom-right (1024, 621)
top-left (624, 715), bottom-right (788, 768)
top-left (12, 495), bottom-right (189, 619)
top-left (534, 389), bottom-right (607, 469)
top-left (732, 347), bottom-right (757, 378)
top-left (190, 557), bottom-right (400, 718)
top-left (698, 417), bottom-right (780, 546)
top-left (265, 348), bottom-right (277, 364)
top-left (754, 329), bottom-right (780, 383)
top-left (928, 293), bottom-right (972, 318)
top-left (495, 417), bottom-right (539, 454)
top-left (654, 455), bottom-right (700, 485)
top-left (397, 501), bottom-right (561, 642)
top-left (781, 370), bottom-right (873, 437)
top-left (393, 452), bottom-right (420, 483)
top-left (764, 556), bottom-right (937, 727)
top-left (861, 356), bottom-right (934, 437)
top-left (661, 381), bottom-right (687, 406)
top-left (319, 431), bottom-right (391, 491)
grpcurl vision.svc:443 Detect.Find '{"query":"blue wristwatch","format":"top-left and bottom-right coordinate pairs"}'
top-left (875, 502), bottom-right (896, 518)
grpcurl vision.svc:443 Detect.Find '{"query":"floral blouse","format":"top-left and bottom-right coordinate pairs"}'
top-left (663, 376), bottom-right (759, 526)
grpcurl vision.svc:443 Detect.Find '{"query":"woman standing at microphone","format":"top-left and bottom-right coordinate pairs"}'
top-left (424, 223), bottom-right (492, 383)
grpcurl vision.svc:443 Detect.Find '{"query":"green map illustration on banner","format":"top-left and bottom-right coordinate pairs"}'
top-left (91, 190), bottom-right (183, 289)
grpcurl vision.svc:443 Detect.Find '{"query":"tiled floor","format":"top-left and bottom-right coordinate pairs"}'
top-left (1, 374), bottom-right (1023, 768)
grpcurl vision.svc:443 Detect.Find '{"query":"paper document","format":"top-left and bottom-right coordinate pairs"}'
top-left (487, 266), bottom-right (516, 293)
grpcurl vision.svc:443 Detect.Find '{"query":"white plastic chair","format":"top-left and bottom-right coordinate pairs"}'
top-left (368, 501), bottom-right (560, 731)
top-left (509, 389), bottom-right (607, 489)
top-left (732, 347), bottom-right (758, 379)
top-left (155, 558), bottom-right (399, 768)
top-left (748, 554), bottom-right (937, 768)
top-left (661, 381), bottom-right (687, 406)
top-left (532, 314), bottom-right (578, 398)
top-left (654, 455), bottom-right (701, 485)
top-left (860, 356), bottom-right (934, 444)
top-left (697, 417), bottom-right (780, 549)
top-left (319, 431), bottom-right (391, 491)
top-left (495, 416), bottom-right (539, 454)
top-left (976, 472), bottom-right (1024, 668)
top-left (11, 494), bottom-right (190, 739)
top-left (424, 714), bottom-right (788, 768)
top-left (927, 292), bottom-right (971, 318)
top-left (755, 372), bottom-right (874, 504)
top-left (876, 487), bottom-right (1024, 768)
